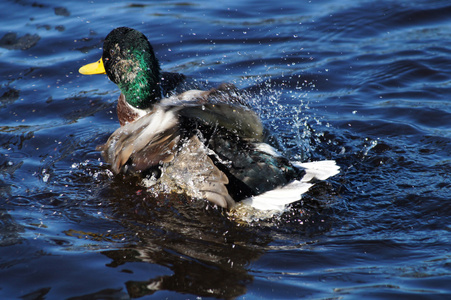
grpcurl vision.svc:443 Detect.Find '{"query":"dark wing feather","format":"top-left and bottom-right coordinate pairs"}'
top-left (179, 103), bottom-right (264, 141)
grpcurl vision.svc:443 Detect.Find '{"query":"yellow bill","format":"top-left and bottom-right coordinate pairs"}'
top-left (79, 58), bottom-right (106, 75)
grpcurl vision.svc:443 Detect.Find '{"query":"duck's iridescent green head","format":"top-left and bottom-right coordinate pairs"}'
top-left (79, 27), bottom-right (161, 109)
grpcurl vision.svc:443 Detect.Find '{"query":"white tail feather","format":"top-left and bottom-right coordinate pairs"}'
top-left (293, 160), bottom-right (340, 182)
top-left (242, 160), bottom-right (339, 211)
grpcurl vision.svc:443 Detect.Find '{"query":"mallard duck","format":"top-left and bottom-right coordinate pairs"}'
top-left (79, 27), bottom-right (339, 210)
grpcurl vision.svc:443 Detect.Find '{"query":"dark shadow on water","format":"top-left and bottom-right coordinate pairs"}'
top-left (0, 32), bottom-right (40, 50)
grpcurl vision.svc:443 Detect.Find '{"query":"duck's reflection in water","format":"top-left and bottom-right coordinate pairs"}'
top-left (86, 172), bottom-right (337, 298)
top-left (99, 185), bottom-right (270, 298)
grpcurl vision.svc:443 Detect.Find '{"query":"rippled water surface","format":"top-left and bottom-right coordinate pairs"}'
top-left (1, 0), bottom-right (451, 299)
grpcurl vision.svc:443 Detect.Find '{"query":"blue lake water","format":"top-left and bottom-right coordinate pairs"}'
top-left (1, 0), bottom-right (450, 299)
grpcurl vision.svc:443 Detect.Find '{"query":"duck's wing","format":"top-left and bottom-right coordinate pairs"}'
top-left (179, 102), bottom-right (264, 140)
top-left (97, 107), bottom-right (181, 174)
top-left (98, 105), bottom-right (235, 208)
